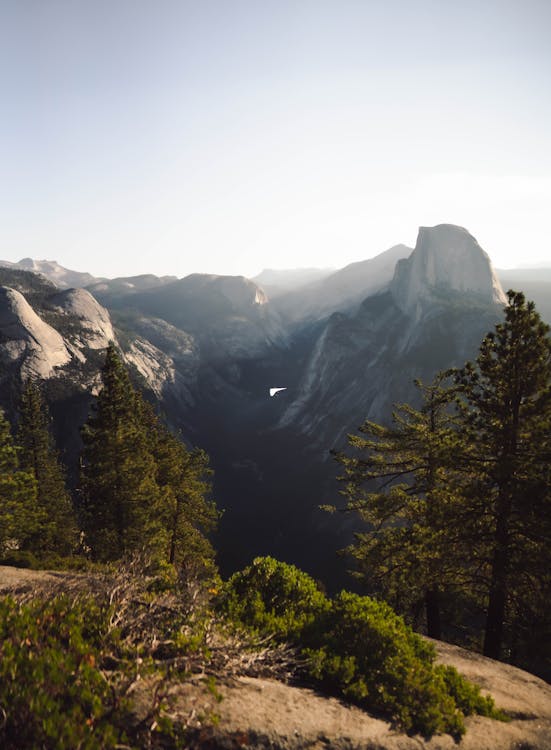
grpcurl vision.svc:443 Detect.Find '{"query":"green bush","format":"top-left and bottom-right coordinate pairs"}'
top-left (221, 558), bottom-right (504, 738)
top-left (305, 592), bottom-right (471, 737)
top-left (0, 595), bottom-right (130, 749)
top-left (437, 663), bottom-right (505, 719)
top-left (219, 556), bottom-right (329, 640)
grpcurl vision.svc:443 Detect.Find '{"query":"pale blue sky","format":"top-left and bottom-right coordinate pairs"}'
top-left (1, 0), bottom-right (550, 278)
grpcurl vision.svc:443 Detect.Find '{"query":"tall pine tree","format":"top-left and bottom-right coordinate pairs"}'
top-left (138, 396), bottom-right (218, 575)
top-left (17, 380), bottom-right (77, 556)
top-left (331, 373), bottom-right (464, 638)
top-left (456, 290), bottom-right (551, 659)
top-left (80, 343), bottom-right (165, 561)
top-left (0, 408), bottom-right (39, 558)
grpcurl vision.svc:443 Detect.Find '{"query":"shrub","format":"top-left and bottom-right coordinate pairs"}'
top-left (437, 663), bottom-right (505, 719)
top-left (219, 556), bottom-right (329, 640)
top-left (304, 592), bottom-right (466, 736)
top-left (220, 558), bottom-right (505, 738)
top-left (0, 595), bottom-right (129, 749)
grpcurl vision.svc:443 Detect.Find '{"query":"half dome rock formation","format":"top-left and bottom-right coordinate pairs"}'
top-left (49, 288), bottom-right (115, 350)
top-left (391, 225), bottom-right (507, 318)
top-left (0, 286), bottom-right (71, 378)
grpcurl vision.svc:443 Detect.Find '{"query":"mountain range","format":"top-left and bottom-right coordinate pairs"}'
top-left (0, 225), bottom-right (549, 584)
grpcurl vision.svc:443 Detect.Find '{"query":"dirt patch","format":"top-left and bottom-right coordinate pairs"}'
top-left (0, 565), bottom-right (69, 592)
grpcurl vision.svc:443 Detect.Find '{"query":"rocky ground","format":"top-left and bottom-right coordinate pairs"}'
top-left (2, 565), bottom-right (550, 749)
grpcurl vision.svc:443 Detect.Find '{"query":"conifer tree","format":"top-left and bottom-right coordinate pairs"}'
top-left (0, 408), bottom-right (39, 558)
top-left (80, 343), bottom-right (165, 561)
top-left (17, 380), bottom-right (77, 556)
top-left (455, 290), bottom-right (551, 659)
top-left (139, 397), bottom-right (218, 575)
top-left (331, 373), bottom-right (463, 638)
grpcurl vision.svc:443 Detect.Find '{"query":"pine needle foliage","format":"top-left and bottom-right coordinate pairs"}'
top-left (0, 408), bottom-right (39, 558)
top-left (17, 380), bottom-right (77, 556)
top-left (330, 373), bottom-right (465, 638)
top-left (80, 343), bottom-right (217, 570)
top-left (81, 343), bottom-right (167, 561)
top-left (454, 290), bottom-right (551, 660)
top-left (331, 291), bottom-right (551, 669)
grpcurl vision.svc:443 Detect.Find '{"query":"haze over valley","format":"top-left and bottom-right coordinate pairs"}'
top-left (1, 224), bottom-right (547, 584)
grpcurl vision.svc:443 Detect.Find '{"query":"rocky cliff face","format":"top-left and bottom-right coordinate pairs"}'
top-left (0, 286), bottom-right (71, 379)
top-left (391, 225), bottom-right (506, 318)
top-left (0, 271), bottom-right (191, 412)
top-left (124, 273), bottom-right (287, 363)
top-left (277, 225), bottom-right (507, 449)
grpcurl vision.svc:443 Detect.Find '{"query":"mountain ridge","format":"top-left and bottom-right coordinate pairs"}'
top-left (0, 224), bottom-right (541, 584)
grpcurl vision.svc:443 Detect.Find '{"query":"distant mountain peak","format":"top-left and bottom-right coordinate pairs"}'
top-left (390, 224), bottom-right (507, 316)
top-left (0, 258), bottom-right (98, 289)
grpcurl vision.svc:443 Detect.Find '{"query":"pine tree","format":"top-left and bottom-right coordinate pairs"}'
top-left (139, 397), bottom-right (218, 576)
top-left (17, 380), bottom-right (77, 556)
top-left (80, 343), bottom-right (165, 561)
top-left (0, 408), bottom-right (39, 558)
top-left (456, 290), bottom-right (551, 659)
top-left (331, 373), bottom-right (464, 638)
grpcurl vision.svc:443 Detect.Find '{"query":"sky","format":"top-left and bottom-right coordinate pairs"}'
top-left (1, 0), bottom-right (550, 279)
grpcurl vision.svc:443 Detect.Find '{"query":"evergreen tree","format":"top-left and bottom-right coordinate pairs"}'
top-left (80, 343), bottom-right (165, 561)
top-left (455, 290), bottom-right (551, 659)
top-left (139, 397), bottom-right (218, 575)
top-left (0, 408), bottom-right (39, 558)
top-left (17, 380), bottom-right (77, 556)
top-left (331, 374), bottom-right (463, 638)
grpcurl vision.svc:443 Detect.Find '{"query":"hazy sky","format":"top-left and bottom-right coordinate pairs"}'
top-left (1, 0), bottom-right (550, 278)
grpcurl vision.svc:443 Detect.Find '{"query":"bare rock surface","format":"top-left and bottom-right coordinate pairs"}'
top-left (182, 665), bottom-right (551, 750)
top-left (391, 225), bottom-right (507, 318)
top-left (0, 286), bottom-right (71, 378)
top-left (49, 287), bottom-right (116, 349)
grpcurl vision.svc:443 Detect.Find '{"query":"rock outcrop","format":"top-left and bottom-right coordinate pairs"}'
top-left (278, 226), bottom-right (506, 449)
top-left (391, 225), bottom-right (507, 318)
top-left (0, 286), bottom-right (71, 379)
top-left (49, 288), bottom-right (116, 350)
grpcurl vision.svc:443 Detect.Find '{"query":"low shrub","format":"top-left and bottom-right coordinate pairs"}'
top-left (221, 557), bottom-right (505, 738)
top-left (0, 595), bottom-right (130, 749)
top-left (305, 591), bottom-right (478, 737)
top-left (219, 556), bottom-right (329, 640)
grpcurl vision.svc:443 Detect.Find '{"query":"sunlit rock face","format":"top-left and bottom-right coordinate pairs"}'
top-left (0, 286), bottom-right (71, 378)
top-left (123, 337), bottom-right (196, 406)
top-left (391, 225), bottom-right (507, 318)
top-left (49, 288), bottom-right (116, 350)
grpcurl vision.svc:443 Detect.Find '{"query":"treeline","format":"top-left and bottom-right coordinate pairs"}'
top-left (331, 291), bottom-right (551, 676)
top-left (0, 343), bottom-right (217, 573)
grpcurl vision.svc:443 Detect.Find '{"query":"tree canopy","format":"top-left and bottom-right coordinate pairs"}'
top-left (333, 291), bottom-right (551, 669)
top-left (81, 342), bottom-right (217, 570)
top-left (17, 380), bottom-right (77, 556)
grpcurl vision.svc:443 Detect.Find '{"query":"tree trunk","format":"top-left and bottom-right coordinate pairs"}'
top-left (425, 588), bottom-right (442, 640)
top-left (483, 554), bottom-right (507, 659)
top-left (483, 492), bottom-right (511, 659)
